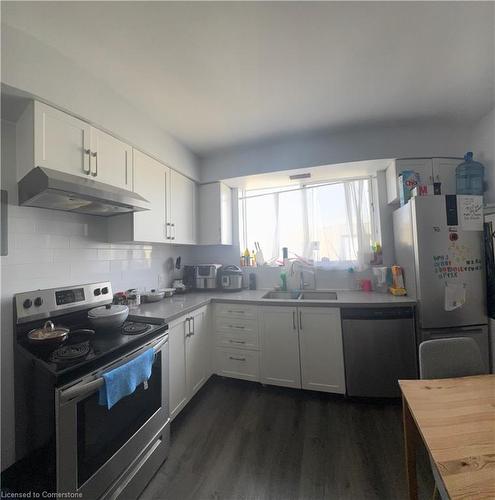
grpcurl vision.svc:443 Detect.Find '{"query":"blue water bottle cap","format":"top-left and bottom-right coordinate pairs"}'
top-left (464, 151), bottom-right (473, 162)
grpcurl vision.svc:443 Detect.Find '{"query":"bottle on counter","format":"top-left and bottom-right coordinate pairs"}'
top-left (282, 247), bottom-right (289, 267)
top-left (280, 271), bottom-right (288, 291)
top-left (243, 248), bottom-right (251, 267)
top-left (346, 267), bottom-right (357, 290)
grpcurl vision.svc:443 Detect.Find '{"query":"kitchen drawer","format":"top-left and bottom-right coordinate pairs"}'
top-left (215, 316), bottom-right (258, 335)
top-left (215, 303), bottom-right (258, 320)
top-left (215, 331), bottom-right (259, 350)
top-left (215, 347), bottom-right (259, 382)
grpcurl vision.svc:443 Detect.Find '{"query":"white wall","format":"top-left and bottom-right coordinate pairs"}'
top-left (1, 24), bottom-right (199, 181)
top-left (471, 107), bottom-right (495, 204)
top-left (200, 120), bottom-right (472, 183)
top-left (0, 120), bottom-right (194, 470)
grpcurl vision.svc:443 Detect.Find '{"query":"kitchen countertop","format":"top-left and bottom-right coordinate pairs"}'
top-left (133, 289), bottom-right (416, 324)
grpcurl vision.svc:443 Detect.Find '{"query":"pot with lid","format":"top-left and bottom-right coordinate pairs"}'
top-left (27, 320), bottom-right (69, 346)
top-left (88, 304), bottom-right (129, 330)
top-left (219, 265), bottom-right (243, 291)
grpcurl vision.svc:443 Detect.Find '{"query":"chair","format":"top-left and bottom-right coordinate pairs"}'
top-left (418, 337), bottom-right (487, 500)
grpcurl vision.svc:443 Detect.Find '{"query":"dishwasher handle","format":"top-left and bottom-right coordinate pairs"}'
top-left (341, 307), bottom-right (414, 320)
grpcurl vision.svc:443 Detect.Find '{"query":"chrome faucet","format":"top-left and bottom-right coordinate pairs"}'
top-left (299, 268), bottom-right (316, 290)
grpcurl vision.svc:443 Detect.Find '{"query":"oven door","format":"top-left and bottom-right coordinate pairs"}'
top-left (56, 334), bottom-right (169, 498)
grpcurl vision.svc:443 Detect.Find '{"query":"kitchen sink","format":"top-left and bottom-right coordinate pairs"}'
top-left (299, 291), bottom-right (338, 300)
top-left (261, 290), bottom-right (338, 300)
top-left (262, 291), bottom-right (302, 300)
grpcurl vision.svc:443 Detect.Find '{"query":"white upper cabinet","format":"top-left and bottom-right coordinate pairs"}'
top-left (89, 128), bottom-right (133, 190)
top-left (432, 158), bottom-right (460, 195)
top-left (259, 306), bottom-right (301, 389)
top-left (169, 170), bottom-right (196, 245)
top-left (108, 149), bottom-right (168, 243)
top-left (108, 155), bottom-right (198, 245)
top-left (198, 182), bottom-right (233, 245)
top-left (132, 150), bottom-right (168, 243)
top-left (386, 157), bottom-right (461, 204)
top-left (298, 307), bottom-right (346, 394)
top-left (18, 100), bottom-right (198, 245)
top-left (17, 101), bottom-right (91, 181)
top-left (386, 159), bottom-right (432, 204)
top-left (17, 101), bottom-right (133, 191)
top-left (17, 101), bottom-right (134, 191)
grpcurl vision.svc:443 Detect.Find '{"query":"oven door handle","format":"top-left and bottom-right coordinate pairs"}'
top-left (59, 335), bottom-right (168, 404)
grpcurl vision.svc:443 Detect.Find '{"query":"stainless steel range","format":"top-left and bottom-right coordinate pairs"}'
top-left (13, 282), bottom-right (169, 499)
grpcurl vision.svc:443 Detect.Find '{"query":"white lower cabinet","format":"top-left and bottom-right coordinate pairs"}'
top-left (213, 303), bottom-right (260, 381)
top-left (168, 316), bottom-right (188, 420)
top-left (186, 306), bottom-right (209, 398)
top-left (259, 305), bottom-right (346, 393)
top-left (169, 306), bottom-right (209, 420)
top-left (298, 307), bottom-right (346, 394)
top-left (215, 348), bottom-right (259, 382)
top-left (259, 306), bottom-right (301, 389)
top-left (171, 302), bottom-right (346, 420)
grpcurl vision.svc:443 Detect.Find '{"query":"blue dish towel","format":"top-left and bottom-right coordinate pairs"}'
top-left (98, 348), bottom-right (154, 409)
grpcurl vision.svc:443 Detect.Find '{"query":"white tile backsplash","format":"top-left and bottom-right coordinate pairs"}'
top-left (2, 207), bottom-right (192, 294)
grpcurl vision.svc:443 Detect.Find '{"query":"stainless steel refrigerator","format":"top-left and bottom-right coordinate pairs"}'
top-left (393, 195), bottom-right (489, 369)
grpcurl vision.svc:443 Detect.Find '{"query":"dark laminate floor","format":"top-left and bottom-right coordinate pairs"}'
top-left (140, 376), bottom-right (434, 500)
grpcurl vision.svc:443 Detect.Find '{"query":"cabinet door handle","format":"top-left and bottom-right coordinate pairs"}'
top-left (185, 318), bottom-right (191, 337)
top-left (171, 223), bottom-right (176, 240)
top-left (292, 311), bottom-right (296, 330)
top-left (299, 310), bottom-right (303, 331)
top-left (166, 222), bottom-right (171, 240)
top-left (191, 316), bottom-right (195, 335)
top-left (229, 340), bottom-right (246, 344)
top-left (125, 150), bottom-right (129, 186)
top-left (90, 151), bottom-right (98, 177)
top-left (228, 325), bottom-right (245, 330)
top-left (228, 310), bottom-right (245, 314)
top-left (83, 149), bottom-right (91, 175)
top-left (229, 356), bottom-right (246, 362)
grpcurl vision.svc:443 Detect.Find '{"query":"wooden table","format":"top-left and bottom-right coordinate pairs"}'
top-left (399, 375), bottom-right (495, 500)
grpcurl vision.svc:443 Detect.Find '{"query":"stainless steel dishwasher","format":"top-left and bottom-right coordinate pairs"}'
top-left (342, 307), bottom-right (417, 397)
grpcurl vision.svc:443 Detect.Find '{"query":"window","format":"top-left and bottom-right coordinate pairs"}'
top-left (239, 178), bottom-right (375, 270)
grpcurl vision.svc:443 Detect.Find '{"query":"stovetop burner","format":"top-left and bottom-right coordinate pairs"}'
top-left (51, 341), bottom-right (91, 362)
top-left (17, 309), bottom-right (167, 380)
top-left (122, 321), bottom-right (152, 335)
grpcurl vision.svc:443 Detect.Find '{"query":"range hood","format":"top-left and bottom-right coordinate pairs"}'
top-left (18, 167), bottom-right (149, 216)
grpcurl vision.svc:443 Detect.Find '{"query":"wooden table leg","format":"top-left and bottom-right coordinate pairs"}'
top-left (403, 396), bottom-right (419, 500)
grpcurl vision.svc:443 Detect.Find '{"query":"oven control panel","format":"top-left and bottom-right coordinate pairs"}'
top-left (15, 282), bottom-right (113, 323)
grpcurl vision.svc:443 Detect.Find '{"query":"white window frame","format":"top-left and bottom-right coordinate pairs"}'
top-left (238, 175), bottom-right (378, 266)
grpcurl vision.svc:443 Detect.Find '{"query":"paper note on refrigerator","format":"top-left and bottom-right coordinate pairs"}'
top-left (444, 283), bottom-right (466, 311)
top-left (458, 196), bottom-right (483, 231)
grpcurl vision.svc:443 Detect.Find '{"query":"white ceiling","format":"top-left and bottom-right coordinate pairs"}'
top-left (2, 2), bottom-right (494, 155)
top-left (224, 159), bottom-right (391, 190)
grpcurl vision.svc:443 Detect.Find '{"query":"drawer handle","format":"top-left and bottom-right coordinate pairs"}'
top-left (229, 340), bottom-right (246, 344)
top-left (228, 310), bottom-right (245, 314)
top-left (228, 325), bottom-right (245, 330)
top-left (229, 356), bottom-right (246, 361)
